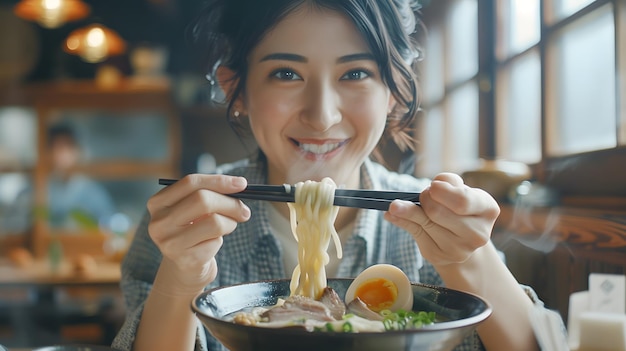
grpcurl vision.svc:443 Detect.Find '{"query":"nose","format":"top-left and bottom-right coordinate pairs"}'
top-left (300, 78), bottom-right (342, 131)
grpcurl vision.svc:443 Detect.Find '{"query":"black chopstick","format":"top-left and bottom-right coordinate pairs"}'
top-left (158, 178), bottom-right (420, 211)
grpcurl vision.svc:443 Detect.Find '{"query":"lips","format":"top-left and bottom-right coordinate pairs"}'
top-left (291, 138), bottom-right (349, 156)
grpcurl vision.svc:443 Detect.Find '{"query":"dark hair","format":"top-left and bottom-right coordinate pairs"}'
top-left (191, 0), bottom-right (423, 152)
top-left (48, 123), bottom-right (78, 147)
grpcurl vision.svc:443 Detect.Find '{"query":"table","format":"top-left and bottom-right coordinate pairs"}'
top-left (0, 258), bottom-right (122, 347)
top-left (0, 259), bottom-right (121, 288)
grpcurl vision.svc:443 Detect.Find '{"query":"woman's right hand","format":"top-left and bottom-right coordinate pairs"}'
top-left (146, 174), bottom-right (251, 295)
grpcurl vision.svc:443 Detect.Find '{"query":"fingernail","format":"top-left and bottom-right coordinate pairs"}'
top-left (242, 204), bottom-right (251, 219)
top-left (390, 200), bottom-right (412, 215)
top-left (232, 176), bottom-right (247, 187)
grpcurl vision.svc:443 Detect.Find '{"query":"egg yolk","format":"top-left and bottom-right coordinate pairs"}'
top-left (354, 278), bottom-right (398, 312)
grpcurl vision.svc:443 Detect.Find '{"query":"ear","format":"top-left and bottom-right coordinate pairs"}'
top-left (216, 66), bottom-right (237, 98)
top-left (387, 93), bottom-right (397, 115)
top-left (216, 66), bottom-right (247, 114)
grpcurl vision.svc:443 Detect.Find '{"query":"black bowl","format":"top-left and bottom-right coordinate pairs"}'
top-left (33, 346), bottom-right (120, 351)
top-left (192, 279), bottom-right (491, 351)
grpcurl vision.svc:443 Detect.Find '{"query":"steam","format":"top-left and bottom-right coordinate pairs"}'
top-left (499, 181), bottom-right (562, 254)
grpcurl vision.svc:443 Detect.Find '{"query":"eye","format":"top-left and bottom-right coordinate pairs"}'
top-left (341, 69), bottom-right (372, 81)
top-left (271, 68), bottom-right (302, 81)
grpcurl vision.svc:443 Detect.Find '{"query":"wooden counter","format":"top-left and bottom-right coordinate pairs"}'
top-left (0, 258), bottom-right (120, 288)
top-left (0, 258), bottom-right (122, 347)
top-left (492, 203), bottom-right (626, 323)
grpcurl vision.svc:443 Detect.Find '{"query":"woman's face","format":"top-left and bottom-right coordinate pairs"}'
top-left (243, 5), bottom-right (393, 187)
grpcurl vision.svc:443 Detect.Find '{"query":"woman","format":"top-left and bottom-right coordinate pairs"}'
top-left (113, 0), bottom-right (543, 350)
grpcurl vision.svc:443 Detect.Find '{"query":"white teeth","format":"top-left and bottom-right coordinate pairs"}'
top-left (299, 142), bottom-right (341, 154)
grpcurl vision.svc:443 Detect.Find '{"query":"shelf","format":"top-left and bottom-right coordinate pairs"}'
top-left (0, 79), bottom-right (182, 258)
top-left (73, 161), bottom-right (177, 180)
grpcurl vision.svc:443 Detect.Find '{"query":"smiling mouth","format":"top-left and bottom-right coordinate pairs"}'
top-left (292, 139), bottom-right (348, 155)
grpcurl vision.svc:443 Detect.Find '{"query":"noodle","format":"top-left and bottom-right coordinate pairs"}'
top-left (287, 178), bottom-right (341, 299)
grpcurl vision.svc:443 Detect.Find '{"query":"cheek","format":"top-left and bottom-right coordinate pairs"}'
top-left (346, 95), bottom-right (388, 135)
top-left (247, 94), bottom-right (296, 131)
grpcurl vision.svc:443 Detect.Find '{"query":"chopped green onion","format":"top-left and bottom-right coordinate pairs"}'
top-left (381, 310), bottom-right (436, 330)
top-left (382, 318), bottom-right (392, 330)
top-left (380, 309), bottom-right (393, 316)
top-left (325, 322), bottom-right (334, 332)
top-left (342, 321), bottom-right (353, 332)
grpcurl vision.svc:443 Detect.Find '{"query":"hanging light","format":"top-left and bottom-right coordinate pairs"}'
top-left (14, 0), bottom-right (90, 29)
top-left (64, 23), bottom-right (126, 63)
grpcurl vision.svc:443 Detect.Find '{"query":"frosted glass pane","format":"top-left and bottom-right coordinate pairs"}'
top-left (423, 24), bottom-right (444, 104)
top-left (447, 0), bottom-right (478, 84)
top-left (548, 6), bottom-right (616, 155)
top-left (0, 173), bottom-right (31, 235)
top-left (448, 82), bottom-right (479, 172)
top-left (498, 0), bottom-right (540, 58)
top-left (549, 0), bottom-right (595, 22)
top-left (497, 52), bottom-right (542, 163)
top-left (53, 111), bottom-right (170, 161)
top-left (0, 107), bottom-right (37, 167)
top-left (418, 106), bottom-right (444, 178)
top-left (0, 173), bottom-right (30, 205)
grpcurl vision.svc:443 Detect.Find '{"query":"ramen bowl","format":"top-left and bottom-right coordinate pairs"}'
top-left (192, 278), bottom-right (491, 351)
top-left (33, 346), bottom-right (121, 351)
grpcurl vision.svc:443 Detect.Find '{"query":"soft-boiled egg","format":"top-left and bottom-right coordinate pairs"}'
top-left (345, 264), bottom-right (413, 313)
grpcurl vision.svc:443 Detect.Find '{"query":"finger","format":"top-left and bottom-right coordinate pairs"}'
top-left (385, 202), bottom-right (468, 263)
top-left (387, 200), bottom-right (440, 235)
top-left (390, 196), bottom-right (462, 238)
top-left (157, 213), bottom-right (238, 256)
top-left (149, 174), bottom-right (248, 210)
top-left (168, 238), bottom-right (223, 277)
top-left (165, 189), bottom-right (251, 227)
top-left (427, 179), bottom-right (500, 219)
top-left (432, 172), bottom-right (464, 186)
top-left (419, 189), bottom-right (492, 247)
top-left (384, 205), bottom-right (427, 240)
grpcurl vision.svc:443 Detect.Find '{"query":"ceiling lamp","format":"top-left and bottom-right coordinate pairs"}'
top-left (14, 0), bottom-right (90, 29)
top-left (64, 23), bottom-right (127, 63)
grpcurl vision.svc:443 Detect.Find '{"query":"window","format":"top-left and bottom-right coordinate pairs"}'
top-left (545, 4), bottom-right (616, 155)
top-left (417, 0), bottom-right (480, 177)
top-left (419, 0), bottom-right (625, 197)
top-left (0, 107), bottom-right (36, 235)
top-left (495, 0), bottom-right (542, 164)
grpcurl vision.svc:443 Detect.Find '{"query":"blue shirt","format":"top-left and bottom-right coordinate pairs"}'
top-left (3, 174), bottom-right (115, 232)
top-left (46, 174), bottom-right (116, 229)
top-left (113, 157), bottom-right (499, 350)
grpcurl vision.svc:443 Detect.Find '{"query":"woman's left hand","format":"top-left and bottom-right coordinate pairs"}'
top-left (384, 172), bottom-right (500, 267)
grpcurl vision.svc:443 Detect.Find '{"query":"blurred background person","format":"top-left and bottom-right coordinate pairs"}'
top-left (6, 122), bottom-right (116, 233)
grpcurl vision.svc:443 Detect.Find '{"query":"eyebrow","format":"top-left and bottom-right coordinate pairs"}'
top-left (259, 53), bottom-right (307, 63)
top-left (258, 52), bottom-right (375, 64)
top-left (336, 53), bottom-right (375, 63)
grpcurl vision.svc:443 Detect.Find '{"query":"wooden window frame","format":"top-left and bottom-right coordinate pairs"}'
top-left (421, 0), bottom-right (626, 200)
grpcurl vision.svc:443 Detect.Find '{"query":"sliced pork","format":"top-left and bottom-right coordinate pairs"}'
top-left (320, 287), bottom-right (346, 320)
top-left (346, 297), bottom-right (385, 321)
top-left (261, 295), bottom-right (335, 323)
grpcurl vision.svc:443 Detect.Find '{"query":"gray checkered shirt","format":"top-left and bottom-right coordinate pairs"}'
top-left (113, 157), bottom-right (490, 351)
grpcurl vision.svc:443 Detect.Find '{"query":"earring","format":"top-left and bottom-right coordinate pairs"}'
top-left (233, 110), bottom-right (240, 117)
